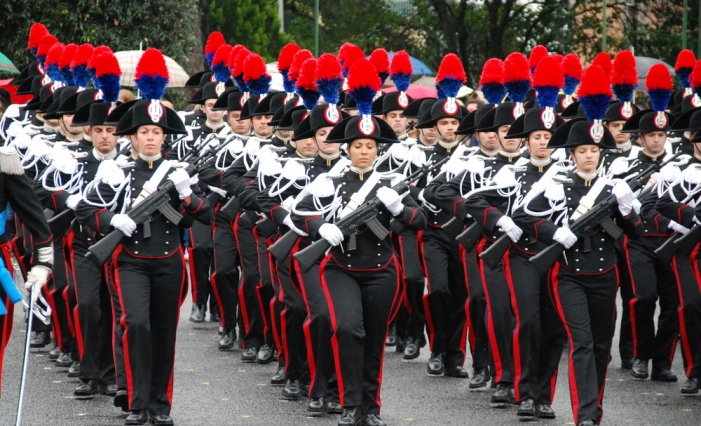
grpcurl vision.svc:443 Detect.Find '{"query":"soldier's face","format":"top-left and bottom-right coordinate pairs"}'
top-left (606, 120), bottom-right (628, 145)
top-left (348, 138), bottom-right (377, 169)
top-left (436, 118), bottom-right (459, 142)
top-left (525, 130), bottom-right (552, 160)
top-left (639, 131), bottom-right (667, 156)
top-left (385, 111), bottom-right (408, 135)
top-left (88, 125), bottom-right (118, 154)
top-left (314, 126), bottom-right (339, 156)
top-left (204, 99), bottom-right (223, 124)
top-left (570, 145), bottom-right (600, 174)
top-left (419, 127), bottom-right (438, 145)
top-left (60, 114), bottom-right (83, 136)
top-left (476, 131), bottom-right (499, 151)
top-left (136, 125), bottom-right (165, 156)
top-left (296, 137), bottom-right (318, 158)
top-left (228, 111), bottom-right (250, 135)
top-left (498, 125), bottom-right (520, 153)
top-left (252, 115), bottom-right (273, 137)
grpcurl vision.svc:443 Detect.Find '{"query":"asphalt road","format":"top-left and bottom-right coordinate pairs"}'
top-left (0, 294), bottom-right (698, 426)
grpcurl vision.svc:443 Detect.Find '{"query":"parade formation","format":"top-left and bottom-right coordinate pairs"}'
top-left (2, 22), bottom-right (701, 426)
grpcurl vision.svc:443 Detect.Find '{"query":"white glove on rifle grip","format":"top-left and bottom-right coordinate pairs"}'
top-left (168, 169), bottom-right (193, 200)
top-left (376, 187), bottom-right (404, 216)
top-left (25, 265), bottom-right (51, 304)
top-left (668, 220), bottom-right (690, 235)
top-left (553, 227), bottom-right (578, 249)
top-left (319, 223), bottom-right (343, 247)
top-left (612, 181), bottom-right (635, 216)
top-left (110, 214), bottom-right (137, 237)
top-left (496, 216), bottom-right (523, 242)
top-left (283, 214), bottom-right (308, 237)
top-left (66, 194), bottom-right (82, 210)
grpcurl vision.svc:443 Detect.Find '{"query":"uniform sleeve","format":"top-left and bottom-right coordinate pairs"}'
top-left (464, 188), bottom-right (507, 232)
top-left (291, 194), bottom-right (332, 239)
top-left (256, 178), bottom-right (289, 225)
top-left (511, 193), bottom-right (560, 244)
top-left (395, 192), bottom-right (426, 230)
top-left (655, 183), bottom-right (696, 228)
top-left (74, 182), bottom-right (120, 235)
top-left (424, 171), bottom-right (469, 219)
top-left (5, 174), bottom-right (53, 264)
top-left (180, 184), bottom-right (214, 225)
top-left (238, 170), bottom-right (261, 211)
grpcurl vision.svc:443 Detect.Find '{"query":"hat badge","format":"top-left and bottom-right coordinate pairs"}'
top-left (215, 82), bottom-right (226, 97)
top-left (589, 121), bottom-right (604, 143)
top-left (561, 95), bottom-right (574, 109)
top-left (325, 104), bottom-right (341, 125)
top-left (692, 94), bottom-right (701, 108)
top-left (513, 102), bottom-right (525, 119)
top-left (284, 92), bottom-right (296, 104)
top-left (41, 74), bottom-right (51, 86)
top-left (148, 100), bottom-right (164, 123)
top-left (359, 115), bottom-right (375, 136)
top-left (443, 98), bottom-right (458, 115)
top-left (94, 91), bottom-right (103, 101)
top-left (398, 92), bottom-right (409, 109)
top-left (620, 102), bottom-right (633, 120)
top-left (50, 81), bottom-right (64, 94)
top-left (654, 111), bottom-right (667, 129)
top-left (541, 107), bottom-right (555, 129)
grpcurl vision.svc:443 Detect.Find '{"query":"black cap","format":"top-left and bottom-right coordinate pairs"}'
top-left (188, 81), bottom-right (232, 105)
top-left (212, 89), bottom-right (247, 112)
top-left (476, 102), bottom-right (524, 132)
top-left (71, 102), bottom-right (116, 127)
top-left (560, 101), bottom-right (586, 120)
top-left (11, 61), bottom-right (43, 87)
top-left (105, 100), bottom-right (137, 127)
top-left (402, 98), bottom-right (436, 119)
top-left (603, 101), bottom-right (638, 122)
top-left (184, 71), bottom-right (209, 88)
top-left (16, 75), bottom-right (44, 96)
top-left (276, 108), bottom-right (308, 132)
top-left (239, 96), bottom-right (261, 120)
top-left (268, 97), bottom-right (303, 127)
top-left (456, 104), bottom-right (494, 135)
top-left (621, 109), bottom-right (675, 134)
top-left (25, 81), bottom-right (64, 111)
top-left (548, 118), bottom-right (616, 149)
top-left (325, 115), bottom-right (399, 144)
top-left (415, 98), bottom-right (467, 129)
top-left (505, 106), bottom-right (565, 138)
top-left (57, 89), bottom-right (103, 115)
top-left (341, 93), bottom-right (357, 111)
top-left (247, 92), bottom-right (286, 119)
top-left (670, 106), bottom-right (701, 133)
top-left (292, 104), bottom-right (349, 141)
top-left (380, 92), bottom-right (414, 114)
top-left (114, 100), bottom-right (187, 136)
top-left (43, 86), bottom-right (79, 120)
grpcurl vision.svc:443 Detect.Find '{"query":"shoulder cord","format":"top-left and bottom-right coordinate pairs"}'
top-left (292, 184), bottom-right (343, 221)
top-left (82, 172), bottom-right (131, 211)
top-left (41, 163), bottom-right (84, 193)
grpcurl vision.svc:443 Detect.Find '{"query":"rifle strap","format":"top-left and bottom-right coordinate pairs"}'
top-left (571, 176), bottom-right (609, 222)
top-left (340, 171), bottom-right (382, 218)
top-left (132, 159), bottom-right (174, 208)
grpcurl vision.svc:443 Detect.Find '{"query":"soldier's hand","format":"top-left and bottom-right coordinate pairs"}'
top-left (25, 265), bottom-right (51, 304)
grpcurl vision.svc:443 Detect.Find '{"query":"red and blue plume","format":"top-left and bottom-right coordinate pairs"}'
top-left (675, 49), bottom-right (696, 89)
top-left (295, 58), bottom-right (320, 110)
top-left (134, 48), bottom-right (169, 101)
top-left (45, 43), bottom-right (65, 82)
top-left (315, 53), bottom-right (342, 105)
top-left (204, 31), bottom-right (226, 70)
top-left (551, 53), bottom-right (563, 64)
top-left (591, 52), bottom-right (612, 78)
top-left (243, 53), bottom-right (271, 96)
top-left (71, 43), bottom-right (94, 88)
top-left (369, 49), bottom-right (390, 86)
top-left (690, 60), bottom-right (701, 97)
top-left (37, 34), bottom-right (58, 68)
top-left (288, 49), bottom-right (314, 87)
top-left (277, 43), bottom-right (301, 93)
top-left (390, 50), bottom-right (413, 93)
top-left (503, 52), bottom-right (532, 103)
top-left (232, 47), bottom-right (252, 92)
top-left (337, 43), bottom-right (355, 68)
top-left (59, 43), bottom-right (78, 86)
top-left (479, 58), bottom-right (506, 105)
top-left (577, 65), bottom-right (612, 121)
top-left (646, 64), bottom-right (673, 113)
top-left (28, 23), bottom-right (49, 57)
top-left (561, 53), bottom-right (582, 96)
top-left (533, 56), bottom-right (563, 109)
top-left (342, 45), bottom-right (365, 79)
top-left (435, 54), bottom-right (466, 100)
top-left (211, 44), bottom-right (233, 83)
top-left (611, 50), bottom-right (637, 103)
top-left (94, 52), bottom-right (121, 103)
top-left (528, 45), bottom-right (548, 73)
top-left (347, 59), bottom-right (381, 116)
top-left (88, 45), bottom-right (112, 80)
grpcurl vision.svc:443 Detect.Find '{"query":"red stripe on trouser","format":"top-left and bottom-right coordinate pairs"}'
top-left (0, 240), bottom-right (14, 396)
top-left (418, 234), bottom-right (436, 350)
top-left (549, 263), bottom-right (581, 423)
top-left (209, 220), bottom-right (226, 328)
top-left (293, 239), bottom-right (318, 395)
top-left (502, 250), bottom-right (523, 400)
top-left (672, 253), bottom-right (695, 377)
top-left (269, 246), bottom-right (283, 355)
top-left (66, 232), bottom-right (85, 359)
top-left (166, 249), bottom-right (187, 405)
top-left (63, 286), bottom-right (75, 336)
top-left (549, 369), bottom-right (557, 403)
top-left (46, 284), bottom-right (62, 351)
top-left (111, 246), bottom-right (134, 410)
top-left (460, 244), bottom-right (477, 361)
top-left (318, 256), bottom-right (345, 406)
top-left (233, 215), bottom-right (251, 336)
top-left (186, 246), bottom-right (198, 303)
top-left (478, 239), bottom-right (504, 383)
top-left (374, 256), bottom-right (402, 412)
top-left (252, 227), bottom-right (271, 342)
top-left (622, 236), bottom-right (640, 358)
top-left (105, 263), bottom-right (121, 388)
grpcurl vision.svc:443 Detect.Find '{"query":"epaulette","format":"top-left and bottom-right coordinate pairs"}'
top-left (0, 147), bottom-right (24, 175)
top-left (544, 177), bottom-right (566, 201)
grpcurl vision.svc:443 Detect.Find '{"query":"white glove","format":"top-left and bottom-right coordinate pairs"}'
top-left (376, 187), bottom-right (404, 216)
top-left (168, 169), bottom-right (193, 200)
top-left (417, 189), bottom-right (426, 203)
top-left (660, 164), bottom-right (681, 182)
top-left (110, 214), bottom-right (137, 237)
top-left (668, 220), bottom-right (690, 235)
top-left (632, 199), bottom-right (642, 215)
top-left (283, 214), bottom-right (308, 237)
top-left (553, 227), bottom-right (578, 249)
top-left (319, 223), bottom-right (344, 246)
top-left (496, 216), bottom-right (523, 242)
top-left (25, 265), bottom-right (51, 304)
top-left (66, 194), bottom-right (82, 210)
top-left (612, 181), bottom-right (635, 216)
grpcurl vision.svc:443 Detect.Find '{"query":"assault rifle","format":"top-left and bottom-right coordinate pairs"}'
top-left (292, 156), bottom-right (449, 273)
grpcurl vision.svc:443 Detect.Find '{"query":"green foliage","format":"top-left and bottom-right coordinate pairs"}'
top-left (208, 0), bottom-right (291, 62)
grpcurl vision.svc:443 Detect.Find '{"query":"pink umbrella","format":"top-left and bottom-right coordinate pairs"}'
top-left (383, 84), bottom-right (437, 99)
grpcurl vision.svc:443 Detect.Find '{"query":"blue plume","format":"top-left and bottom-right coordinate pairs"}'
top-left (378, 72), bottom-right (389, 87)
top-left (234, 76), bottom-right (249, 93)
top-left (46, 63), bottom-right (63, 83)
top-left (349, 86), bottom-right (377, 116)
top-left (393, 72), bottom-right (412, 92)
top-left (505, 79), bottom-right (531, 103)
top-left (677, 68), bottom-right (693, 88)
top-left (248, 76), bottom-right (272, 97)
top-left (648, 89), bottom-right (672, 113)
top-left (97, 74), bottom-right (121, 103)
top-left (563, 76), bottom-right (579, 96)
top-left (437, 77), bottom-right (462, 99)
top-left (212, 62), bottom-right (231, 84)
top-left (534, 85), bottom-right (559, 109)
top-left (436, 85), bottom-right (446, 99)
top-left (579, 94), bottom-right (611, 121)
top-left (281, 70), bottom-right (294, 92)
top-left (205, 53), bottom-right (215, 70)
top-left (73, 64), bottom-right (91, 88)
top-left (60, 66), bottom-right (75, 86)
top-left (298, 88), bottom-right (320, 111)
top-left (136, 75), bottom-right (168, 101)
top-left (317, 77), bottom-right (342, 105)
top-left (612, 83), bottom-right (635, 103)
top-left (481, 83), bottom-right (506, 105)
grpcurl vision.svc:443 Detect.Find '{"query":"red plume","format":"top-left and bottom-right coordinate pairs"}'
top-left (528, 45), bottom-right (548, 69)
top-left (343, 46), bottom-right (366, 71)
top-left (390, 50), bottom-right (413, 76)
top-left (243, 53), bottom-right (268, 82)
top-left (28, 23), bottom-right (49, 51)
top-left (503, 52), bottom-right (531, 83)
top-left (45, 43), bottom-right (65, 67)
top-left (646, 64), bottom-right (673, 91)
top-left (88, 46), bottom-right (113, 70)
top-left (37, 34), bottom-right (58, 58)
top-left (675, 49), bottom-right (697, 71)
top-left (436, 53), bottom-right (467, 83)
top-left (227, 45), bottom-right (243, 70)
top-left (561, 54), bottom-right (582, 80)
top-left (288, 49), bottom-right (314, 82)
top-left (277, 43), bottom-right (301, 72)
top-left (315, 53), bottom-right (342, 81)
top-left (204, 31), bottom-right (226, 56)
top-left (369, 49), bottom-right (390, 75)
top-left (338, 43), bottom-right (355, 65)
top-left (94, 52), bottom-right (121, 77)
top-left (71, 43), bottom-right (94, 68)
top-left (551, 53), bottom-right (564, 64)
top-left (691, 60), bottom-right (701, 90)
top-left (232, 47), bottom-right (251, 77)
top-left (591, 52), bottom-right (612, 77)
top-left (611, 50), bottom-right (637, 86)
top-left (533, 56), bottom-right (564, 88)
top-left (577, 65), bottom-right (612, 97)
top-left (296, 58), bottom-right (318, 91)
top-left (212, 44), bottom-right (233, 67)
top-left (135, 48), bottom-right (169, 79)
top-left (58, 43), bottom-right (78, 69)
top-left (348, 59), bottom-right (381, 92)
top-left (479, 58), bottom-right (504, 85)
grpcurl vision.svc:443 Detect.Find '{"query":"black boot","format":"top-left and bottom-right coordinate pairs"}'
top-left (338, 407), bottom-right (361, 426)
top-left (124, 409), bottom-right (149, 425)
top-left (385, 324), bottom-right (397, 347)
top-left (270, 364), bottom-right (286, 386)
top-left (189, 304), bottom-right (205, 323)
top-left (218, 329), bottom-right (236, 350)
top-left (630, 358), bottom-right (649, 379)
top-left (282, 379), bottom-right (301, 400)
top-left (470, 366), bottom-right (491, 389)
top-left (403, 337), bottom-right (421, 360)
top-left (67, 361), bottom-right (81, 377)
top-left (256, 343), bottom-right (275, 364)
top-left (74, 379), bottom-right (99, 398)
top-left (30, 330), bottom-right (50, 348)
top-left (307, 397), bottom-right (326, 415)
top-left (427, 353), bottom-right (444, 376)
top-left (681, 377), bottom-right (699, 394)
top-left (240, 346), bottom-right (258, 363)
top-left (517, 398), bottom-right (535, 418)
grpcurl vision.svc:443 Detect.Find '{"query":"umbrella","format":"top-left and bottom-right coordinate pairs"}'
top-left (115, 50), bottom-right (189, 88)
top-left (635, 56), bottom-right (675, 90)
top-left (0, 52), bottom-right (20, 74)
top-left (410, 75), bottom-right (473, 97)
top-left (366, 51), bottom-right (433, 75)
top-left (383, 84), bottom-right (437, 99)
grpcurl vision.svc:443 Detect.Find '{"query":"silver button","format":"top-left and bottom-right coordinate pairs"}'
top-left (348, 264), bottom-right (351, 267)
top-left (134, 251), bottom-right (139, 254)
top-left (377, 253), bottom-right (381, 257)
top-left (599, 268), bottom-right (603, 271)
top-left (134, 241), bottom-right (138, 244)
top-left (575, 259), bottom-right (579, 262)
top-left (576, 268), bottom-right (580, 272)
top-left (377, 264), bottom-right (381, 267)
top-left (347, 254), bottom-right (351, 257)
top-left (600, 258), bottom-right (604, 261)
top-left (166, 241), bottom-right (169, 245)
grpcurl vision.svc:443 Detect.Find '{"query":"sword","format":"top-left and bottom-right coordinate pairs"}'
top-left (15, 287), bottom-right (35, 426)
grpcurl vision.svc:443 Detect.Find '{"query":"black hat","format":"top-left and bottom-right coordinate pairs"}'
top-left (25, 81), bottom-right (64, 111)
top-left (246, 92), bottom-right (286, 119)
top-left (212, 89), bottom-right (247, 111)
top-left (325, 115), bottom-right (399, 144)
top-left (560, 101), bottom-right (586, 120)
top-left (621, 109), bottom-right (675, 133)
top-left (341, 93), bottom-right (357, 111)
top-left (71, 102), bottom-right (115, 127)
top-left (114, 100), bottom-right (187, 136)
top-left (603, 101), bottom-right (638, 122)
top-left (670, 106), bottom-right (701, 133)
top-left (268, 97), bottom-right (303, 127)
top-left (238, 96), bottom-right (260, 121)
top-left (276, 108), bottom-right (307, 132)
top-left (380, 91), bottom-right (414, 114)
top-left (184, 71), bottom-right (209, 88)
top-left (456, 104), bottom-right (494, 135)
top-left (525, 94), bottom-right (573, 114)
top-left (16, 75), bottom-right (44, 96)
top-left (292, 104), bottom-right (349, 141)
top-left (188, 81), bottom-right (232, 105)
top-left (672, 94), bottom-right (701, 116)
top-left (476, 102), bottom-right (525, 132)
top-left (11, 61), bottom-right (43, 87)
top-left (57, 88), bottom-right (102, 115)
top-left (415, 98), bottom-right (467, 129)
top-left (43, 86), bottom-right (79, 120)
top-left (548, 118), bottom-right (616, 149)
top-left (105, 100), bottom-right (137, 127)
top-left (505, 106), bottom-right (565, 138)
top-left (402, 98), bottom-right (436, 119)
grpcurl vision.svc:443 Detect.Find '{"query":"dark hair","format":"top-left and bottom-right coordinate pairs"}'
top-left (0, 88), bottom-right (11, 114)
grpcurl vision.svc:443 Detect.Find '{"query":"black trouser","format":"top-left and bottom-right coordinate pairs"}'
top-left (0, 242), bottom-right (15, 395)
top-left (624, 236), bottom-right (679, 368)
top-left (506, 250), bottom-right (565, 403)
top-left (112, 247), bottom-right (185, 415)
top-left (673, 246), bottom-right (701, 380)
top-left (467, 239), bottom-right (491, 370)
top-left (550, 263), bottom-right (618, 425)
top-left (106, 258), bottom-right (127, 391)
top-left (420, 226), bottom-right (468, 367)
top-left (49, 232), bottom-right (74, 356)
top-left (320, 256), bottom-right (400, 414)
top-left (187, 221), bottom-right (215, 313)
top-left (257, 227), bottom-right (280, 353)
top-left (13, 223), bottom-right (51, 336)
top-left (479, 239), bottom-right (515, 385)
top-left (234, 212), bottom-right (266, 349)
top-left (616, 238), bottom-right (634, 365)
top-left (395, 230), bottom-right (425, 341)
top-left (211, 212), bottom-right (240, 330)
top-left (64, 231), bottom-right (114, 383)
